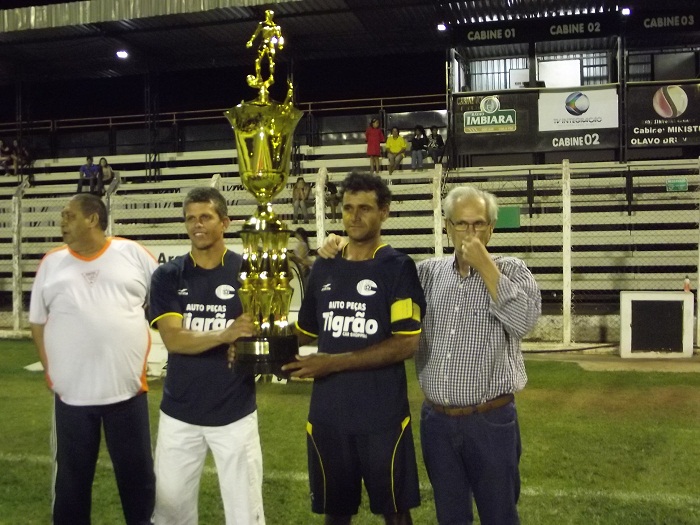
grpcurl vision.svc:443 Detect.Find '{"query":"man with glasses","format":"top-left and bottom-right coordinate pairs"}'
top-left (416, 186), bottom-right (540, 525)
top-left (317, 185), bottom-right (541, 525)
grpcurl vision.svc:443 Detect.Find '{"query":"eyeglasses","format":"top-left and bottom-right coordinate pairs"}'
top-left (448, 219), bottom-right (489, 232)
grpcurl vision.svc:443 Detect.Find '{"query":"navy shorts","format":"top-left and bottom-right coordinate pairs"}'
top-left (306, 417), bottom-right (420, 516)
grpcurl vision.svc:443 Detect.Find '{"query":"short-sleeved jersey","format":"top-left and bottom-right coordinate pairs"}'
top-left (296, 244), bottom-right (425, 433)
top-left (149, 250), bottom-right (255, 427)
top-left (29, 237), bottom-right (157, 406)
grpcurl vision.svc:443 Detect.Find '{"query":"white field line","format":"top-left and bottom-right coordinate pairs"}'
top-left (1, 452), bottom-right (699, 506)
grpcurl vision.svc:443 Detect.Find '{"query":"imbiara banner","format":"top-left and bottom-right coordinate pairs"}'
top-left (626, 83), bottom-right (700, 148)
top-left (452, 89), bottom-right (618, 154)
top-left (453, 92), bottom-right (537, 154)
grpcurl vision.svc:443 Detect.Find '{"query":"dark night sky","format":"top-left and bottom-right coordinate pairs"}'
top-left (1, 3), bottom-right (445, 121)
top-left (2, 51), bottom-right (445, 122)
top-left (2, 0), bottom-right (81, 8)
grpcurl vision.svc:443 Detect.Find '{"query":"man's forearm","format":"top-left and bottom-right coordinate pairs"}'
top-left (156, 313), bottom-right (254, 356)
top-left (330, 334), bottom-right (419, 373)
top-left (296, 330), bottom-right (316, 347)
top-left (160, 328), bottom-right (232, 355)
top-left (491, 265), bottom-right (542, 338)
top-left (283, 333), bottom-right (419, 379)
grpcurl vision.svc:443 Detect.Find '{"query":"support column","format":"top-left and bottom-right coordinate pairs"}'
top-left (144, 70), bottom-right (160, 182)
top-left (562, 159), bottom-right (572, 345)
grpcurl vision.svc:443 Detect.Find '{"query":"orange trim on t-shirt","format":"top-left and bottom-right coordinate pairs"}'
top-left (35, 245), bottom-right (69, 273)
top-left (67, 238), bottom-right (112, 261)
top-left (139, 328), bottom-right (151, 393)
top-left (112, 236), bottom-right (158, 263)
top-left (45, 371), bottom-right (54, 390)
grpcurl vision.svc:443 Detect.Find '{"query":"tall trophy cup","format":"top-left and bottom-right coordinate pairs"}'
top-left (226, 10), bottom-right (303, 378)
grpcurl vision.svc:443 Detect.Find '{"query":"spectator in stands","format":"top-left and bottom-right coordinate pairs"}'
top-left (77, 156), bottom-right (101, 195)
top-left (10, 140), bottom-right (33, 183)
top-left (0, 139), bottom-right (11, 176)
top-left (288, 227), bottom-right (314, 290)
top-left (292, 176), bottom-right (312, 224)
top-left (317, 185), bottom-right (542, 525)
top-left (6, 139), bottom-right (18, 176)
top-left (4, 139), bottom-right (33, 182)
top-left (426, 126), bottom-right (445, 166)
top-left (386, 127), bottom-right (408, 176)
top-left (29, 193), bottom-right (157, 525)
top-left (325, 176), bottom-right (340, 223)
top-left (365, 117), bottom-right (385, 175)
top-left (99, 157), bottom-right (115, 193)
top-left (12, 139), bottom-right (31, 175)
top-left (410, 125), bottom-right (428, 171)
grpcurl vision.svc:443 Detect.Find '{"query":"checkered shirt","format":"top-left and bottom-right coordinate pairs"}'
top-left (416, 255), bottom-right (541, 407)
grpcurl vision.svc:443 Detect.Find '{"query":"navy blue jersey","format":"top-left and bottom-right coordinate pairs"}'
top-left (296, 245), bottom-right (425, 433)
top-left (149, 250), bottom-right (255, 426)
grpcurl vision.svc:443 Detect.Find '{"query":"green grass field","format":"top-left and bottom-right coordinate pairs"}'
top-left (1, 339), bottom-right (699, 524)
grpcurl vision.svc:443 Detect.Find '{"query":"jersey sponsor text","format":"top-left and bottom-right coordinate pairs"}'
top-left (322, 311), bottom-right (378, 339)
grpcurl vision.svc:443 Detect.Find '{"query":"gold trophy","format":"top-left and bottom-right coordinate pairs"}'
top-left (226, 10), bottom-right (302, 377)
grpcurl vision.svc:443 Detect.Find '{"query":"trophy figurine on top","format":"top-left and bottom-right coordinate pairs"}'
top-left (225, 10), bottom-right (303, 377)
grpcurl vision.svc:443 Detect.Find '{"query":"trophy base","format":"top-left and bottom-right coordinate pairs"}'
top-left (234, 335), bottom-right (298, 378)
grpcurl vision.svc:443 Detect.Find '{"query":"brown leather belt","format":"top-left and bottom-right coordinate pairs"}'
top-left (427, 394), bottom-right (514, 417)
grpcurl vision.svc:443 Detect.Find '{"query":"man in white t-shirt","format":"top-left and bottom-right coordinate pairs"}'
top-left (29, 193), bottom-right (157, 525)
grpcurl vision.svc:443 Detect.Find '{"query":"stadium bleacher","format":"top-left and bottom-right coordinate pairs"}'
top-left (1, 145), bottom-right (441, 294)
top-left (2, 144), bottom-right (699, 336)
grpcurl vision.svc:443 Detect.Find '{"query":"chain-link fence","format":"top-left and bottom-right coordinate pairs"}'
top-left (442, 166), bottom-right (566, 333)
top-left (3, 155), bottom-right (699, 347)
top-left (447, 159), bottom-right (700, 343)
top-left (298, 143), bottom-right (443, 259)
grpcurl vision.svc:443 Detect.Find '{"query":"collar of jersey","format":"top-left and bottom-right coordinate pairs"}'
top-left (67, 237), bottom-right (111, 261)
top-left (189, 248), bottom-right (227, 267)
top-left (341, 243), bottom-right (386, 260)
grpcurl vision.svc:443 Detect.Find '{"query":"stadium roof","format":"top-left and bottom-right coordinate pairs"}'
top-left (0, 0), bottom-right (697, 86)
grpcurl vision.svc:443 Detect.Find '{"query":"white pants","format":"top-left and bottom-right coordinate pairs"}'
top-left (153, 410), bottom-right (265, 525)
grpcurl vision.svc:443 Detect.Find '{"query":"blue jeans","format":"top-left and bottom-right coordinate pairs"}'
top-left (420, 400), bottom-right (521, 525)
top-left (411, 149), bottom-right (424, 169)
